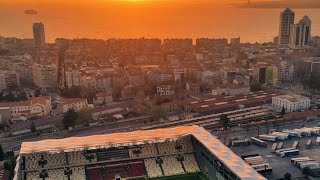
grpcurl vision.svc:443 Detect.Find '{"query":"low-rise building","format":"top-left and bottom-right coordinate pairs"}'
top-left (0, 96), bottom-right (51, 120)
top-left (93, 92), bottom-right (113, 106)
top-left (157, 85), bottom-right (174, 96)
top-left (272, 94), bottom-right (311, 112)
top-left (212, 84), bottom-right (250, 96)
top-left (56, 98), bottom-right (88, 113)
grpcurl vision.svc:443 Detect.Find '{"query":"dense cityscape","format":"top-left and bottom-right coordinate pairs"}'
top-left (1, 6), bottom-right (320, 180)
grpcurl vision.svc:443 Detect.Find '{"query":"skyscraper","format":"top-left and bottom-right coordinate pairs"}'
top-left (278, 8), bottom-right (295, 46)
top-left (289, 16), bottom-right (312, 48)
top-left (33, 22), bottom-right (46, 48)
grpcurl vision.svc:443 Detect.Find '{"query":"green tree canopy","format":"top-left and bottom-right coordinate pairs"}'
top-left (281, 106), bottom-right (286, 116)
top-left (30, 121), bottom-right (36, 133)
top-left (250, 83), bottom-right (262, 92)
top-left (0, 144), bottom-right (4, 161)
top-left (4, 156), bottom-right (16, 173)
top-left (62, 109), bottom-right (78, 129)
top-left (151, 105), bottom-right (167, 121)
top-left (284, 173), bottom-right (292, 180)
top-left (219, 114), bottom-right (230, 130)
top-left (77, 107), bottom-right (93, 126)
top-left (302, 167), bottom-right (311, 177)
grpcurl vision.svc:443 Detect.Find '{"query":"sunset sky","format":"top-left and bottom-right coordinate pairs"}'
top-left (0, 0), bottom-right (319, 42)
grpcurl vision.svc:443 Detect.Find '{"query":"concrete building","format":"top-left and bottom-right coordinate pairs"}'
top-left (128, 73), bottom-right (145, 87)
top-left (230, 37), bottom-right (240, 45)
top-left (0, 96), bottom-right (51, 120)
top-left (32, 63), bottom-right (58, 88)
top-left (32, 22), bottom-right (46, 48)
top-left (290, 16), bottom-right (312, 48)
top-left (278, 8), bottom-right (295, 45)
top-left (96, 76), bottom-right (112, 92)
top-left (0, 70), bottom-right (20, 91)
top-left (93, 92), bottom-right (113, 106)
top-left (272, 94), bottom-right (310, 112)
top-left (157, 85), bottom-right (174, 96)
top-left (65, 70), bottom-right (81, 88)
top-left (278, 61), bottom-right (295, 82)
top-left (212, 85), bottom-right (250, 96)
top-left (56, 98), bottom-right (88, 114)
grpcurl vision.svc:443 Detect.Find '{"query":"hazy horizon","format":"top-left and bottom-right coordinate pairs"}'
top-left (1, 1), bottom-right (320, 43)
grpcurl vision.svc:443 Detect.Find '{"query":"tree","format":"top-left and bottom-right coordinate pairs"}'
top-left (4, 91), bottom-right (15, 102)
top-left (284, 173), bottom-right (292, 180)
top-left (30, 121), bottom-right (36, 133)
top-left (17, 92), bottom-right (28, 101)
top-left (0, 144), bottom-right (4, 161)
top-left (302, 167), bottom-right (311, 177)
top-left (62, 109), bottom-right (78, 129)
top-left (4, 156), bottom-right (16, 173)
top-left (150, 105), bottom-right (167, 121)
top-left (219, 114), bottom-right (230, 130)
top-left (281, 106), bottom-right (286, 116)
top-left (250, 83), bottom-right (262, 92)
top-left (35, 89), bottom-right (41, 97)
top-left (77, 107), bottom-right (93, 127)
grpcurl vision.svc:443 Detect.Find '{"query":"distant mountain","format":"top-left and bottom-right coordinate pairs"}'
top-left (24, 9), bottom-right (38, 15)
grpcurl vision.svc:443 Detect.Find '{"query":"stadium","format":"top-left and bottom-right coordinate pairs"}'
top-left (14, 126), bottom-right (266, 180)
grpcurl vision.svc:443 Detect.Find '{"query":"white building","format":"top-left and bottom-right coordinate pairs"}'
top-left (56, 98), bottom-right (88, 114)
top-left (0, 96), bottom-right (51, 120)
top-left (157, 85), bottom-right (174, 96)
top-left (32, 63), bottom-right (57, 88)
top-left (272, 94), bottom-right (310, 112)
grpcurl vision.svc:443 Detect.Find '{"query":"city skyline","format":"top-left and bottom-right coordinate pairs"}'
top-left (1, 1), bottom-right (320, 43)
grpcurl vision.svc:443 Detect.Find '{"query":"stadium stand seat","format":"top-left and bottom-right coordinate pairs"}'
top-left (47, 169), bottom-right (68, 180)
top-left (144, 158), bottom-right (163, 178)
top-left (26, 172), bottom-right (39, 180)
top-left (44, 153), bottom-right (67, 168)
top-left (68, 151), bottom-right (97, 165)
top-left (70, 166), bottom-right (86, 180)
top-left (87, 168), bottom-right (103, 180)
top-left (25, 154), bottom-right (41, 170)
top-left (183, 154), bottom-right (200, 173)
top-left (162, 156), bottom-right (184, 176)
top-left (96, 149), bottom-right (129, 161)
top-left (157, 141), bottom-right (176, 154)
top-left (141, 143), bottom-right (158, 157)
top-left (179, 138), bottom-right (194, 151)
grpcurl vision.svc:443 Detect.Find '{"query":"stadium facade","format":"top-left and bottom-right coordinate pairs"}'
top-left (14, 126), bottom-right (266, 180)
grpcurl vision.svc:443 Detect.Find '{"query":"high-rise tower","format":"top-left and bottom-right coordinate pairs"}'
top-left (278, 8), bottom-right (295, 46)
top-left (289, 16), bottom-right (312, 48)
top-left (33, 22), bottom-right (46, 48)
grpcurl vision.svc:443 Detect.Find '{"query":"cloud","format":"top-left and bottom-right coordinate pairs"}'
top-left (234, 0), bottom-right (320, 9)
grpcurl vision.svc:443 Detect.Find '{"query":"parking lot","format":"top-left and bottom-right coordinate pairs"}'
top-left (231, 130), bottom-right (320, 180)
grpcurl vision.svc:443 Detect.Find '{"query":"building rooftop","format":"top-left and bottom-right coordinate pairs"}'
top-left (0, 96), bottom-right (50, 108)
top-left (274, 94), bottom-right (310, 103)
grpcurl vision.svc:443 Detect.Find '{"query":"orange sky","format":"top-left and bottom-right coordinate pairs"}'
top-left (1, 0), bottom-right (319, 42)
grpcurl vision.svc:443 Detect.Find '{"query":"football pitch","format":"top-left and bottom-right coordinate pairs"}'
top-left (135, 173), bottom-right (209, 180)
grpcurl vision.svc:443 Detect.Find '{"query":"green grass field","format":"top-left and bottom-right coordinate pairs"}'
top-left (134, 173), bottom-right (209, 180)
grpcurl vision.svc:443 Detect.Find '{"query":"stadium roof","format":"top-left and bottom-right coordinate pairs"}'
top-left (20, 125), bottom-right (266, 180)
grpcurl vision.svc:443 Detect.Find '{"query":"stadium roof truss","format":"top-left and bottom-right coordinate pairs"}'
top-left (20, 125), bottom-right (266, 180)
